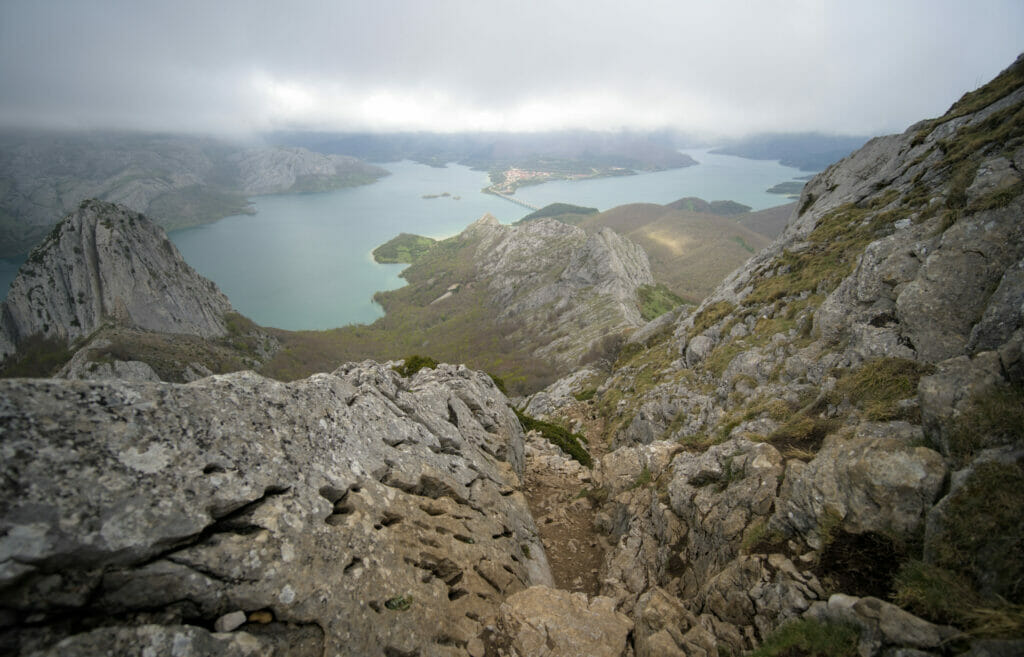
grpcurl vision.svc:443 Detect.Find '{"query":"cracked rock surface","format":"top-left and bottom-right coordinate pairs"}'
top-left (0, 362), bottom-right (551, 656)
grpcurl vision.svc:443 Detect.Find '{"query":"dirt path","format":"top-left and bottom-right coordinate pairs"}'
top-left (522, 401), bottom-right (610, 595)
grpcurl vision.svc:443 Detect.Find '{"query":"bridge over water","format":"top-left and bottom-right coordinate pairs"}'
top-left (486, 190), bottom-right (540, 212)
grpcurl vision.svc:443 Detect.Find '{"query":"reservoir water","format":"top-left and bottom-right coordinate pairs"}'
top-left (1, 150), bottom-right (808, 330)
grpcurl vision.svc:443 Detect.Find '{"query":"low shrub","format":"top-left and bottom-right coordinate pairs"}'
top-left (515, 408), bottom-right (592, 467)
top-left (392, 354), bottom-right (439, 377)
top-left (748, 618), bottom-right (859, 657)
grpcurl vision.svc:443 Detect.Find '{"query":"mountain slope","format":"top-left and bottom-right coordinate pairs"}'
top-left (264, 216), bottom-right (654, 392)
top-left (0, 133), bottom-right (388, 256)
top-left (0, 200), bottom-right (232, 357)
top-left (577, 202), bottom-right (773, 302)
top-left (0, 199), bottom-right (276, 380)
top-left (525, 54), bottom-right (1024, 654)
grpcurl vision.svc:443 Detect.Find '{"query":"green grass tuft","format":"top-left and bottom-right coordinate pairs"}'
top-left (748, 619), bottom-right (859, 657)
top-left (946, 383), bottom-right (1024, 463)
top-left (831, 357), bottom-right (934, 422)
top-left (637, 283), bottom-right (685, 321)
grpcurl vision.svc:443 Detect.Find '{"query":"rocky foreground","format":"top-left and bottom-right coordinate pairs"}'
top-left (0, 362), bottom-right (553, 656)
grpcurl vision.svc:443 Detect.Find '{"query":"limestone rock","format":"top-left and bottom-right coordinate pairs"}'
top-left (493, 586), bottom-right (633, 657)
top-left (923, 447), bottom-right (1024, 602)
top-left (918, 352), bottom-right (1005, 457)
top-left (633, 587), bottom-right (717, 657)
top-left (0, 362), bottom-right (551, 656)
top-left (469, 217), bottom-right (654, 368)
top-left (0, 200), bottom-right (232, 358)
top-left (697, 554), bottom-right (824, 650)
top-left (667, 438), bottom-right (784, 589)
top-left (232, 146), bottom-right (387, 195)
top-left (22, 625), bottom-right (275, 657)
top-left (773, 428), bottom-right (946, 547)
top-left (597, 442), bottom-right (681, 497)
top-left (522, 366), bottom-right (600, 418)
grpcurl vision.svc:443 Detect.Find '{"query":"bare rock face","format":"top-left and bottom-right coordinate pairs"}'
top-left (553, 54), bottom-right (1024, 654)
top-left (773, 426), bottom-right (947, 548)
top-left (0, 362), bottom-right (551, 656)
top-left (469, 216), bottom-right (654, 367)
top-left (0, 199), bottom-right (232, 359)
top-left (233, 146), bottom-right (387, 195)
top-left (491, 586), bottom-right (633, 657)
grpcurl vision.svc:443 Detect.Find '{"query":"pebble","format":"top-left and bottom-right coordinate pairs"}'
top-left (214, 610), bottom-right (247, 632)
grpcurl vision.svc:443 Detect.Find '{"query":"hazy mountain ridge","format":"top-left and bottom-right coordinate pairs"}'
top-left (0, 132), bottom-right (388, 256)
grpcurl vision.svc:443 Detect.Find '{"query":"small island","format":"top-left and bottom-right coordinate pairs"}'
top-left (372, 232), bottom-right (437, 264)
top-left (422, 192), bottom-right (452, 199)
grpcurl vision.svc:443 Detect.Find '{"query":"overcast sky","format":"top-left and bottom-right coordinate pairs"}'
top-left (1, 0), bottom-right (1021, 138)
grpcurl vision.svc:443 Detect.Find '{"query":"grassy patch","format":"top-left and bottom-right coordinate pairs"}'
top-left (830, 357), bottom-right (934, 422)
top-left (748, 618), bottom-right (859, 657)
top-left (517, 203), bottom-right (598, 223)
top-left (894, 560), bottom-right (1024, 638)
top-left (637, 283), bottom-right (684, 321)
top-left (372, 233), bottom-right (437, 264)
top-left (946, 383), bottom-right (1024, 463)
top-left (928, 461), bottom-right (1024, 604)
top-left (690, 300), bottom-right (735, 336)
top-left (0, 333), bottom-right (74, 377)
top-left (573, 388), bottom-right (597, 402)
top-left (628, 465), bottom-right (653, 490)
top-left (943, 56), bottom-right (1024, 121)
top-left (384, 595), bottom-right (413, 611)
top-left (515, 408), bottom-right (592, 467)
top-left (731, 235), bottom-right (756, 253)
top-left (745, 191), bottom-right (902, 306)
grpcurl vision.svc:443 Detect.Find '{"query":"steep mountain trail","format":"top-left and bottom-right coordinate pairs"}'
top-left (522, 400), bottom-right (609, 595)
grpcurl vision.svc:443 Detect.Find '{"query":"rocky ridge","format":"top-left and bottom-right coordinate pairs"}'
top-left (0, 199), bottom-right (233, 359)
top-left (0, 362), bottom-right (551, 656)
top-left (514, 54), bottom-right (1024, 655)
top-left (232, 146), bottom-right (386, 195)
top-left (456, 214), bottom-right (653, 367)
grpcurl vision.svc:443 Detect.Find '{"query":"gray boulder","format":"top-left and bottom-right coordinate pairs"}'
top-left (492, 586), bottom-right (633, 657)
top-left (773, 425), bottom-right (946, 547)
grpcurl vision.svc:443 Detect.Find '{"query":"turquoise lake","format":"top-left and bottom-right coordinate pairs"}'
top-left (1, 150), bottom-right (807, 330)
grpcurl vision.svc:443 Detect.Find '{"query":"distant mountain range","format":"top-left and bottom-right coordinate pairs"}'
top-left (710, 132), bottom-right (871, 171)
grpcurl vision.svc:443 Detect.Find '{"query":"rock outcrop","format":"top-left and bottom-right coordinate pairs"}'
top-left (233, 146), bottom-right (387, 195)
top-left (528, 54), bottom-right (1024, 654)
top-left (0, 362), bottom-right (551, 656)
top-left (467, 215), bottom-right (654, 366)
top-left (0, 199), bottom-right (233, 359)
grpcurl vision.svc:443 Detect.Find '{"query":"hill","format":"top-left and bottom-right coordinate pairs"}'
top-left (576, 201), bottom-right (774, 302)
top-left (711, 132), bottom-right (871, 171)
top-left (262, 216), bottom-right (654, 393)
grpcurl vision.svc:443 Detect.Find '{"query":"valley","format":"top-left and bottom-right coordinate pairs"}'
top-left (0, 45), bottom-right (1022, 657)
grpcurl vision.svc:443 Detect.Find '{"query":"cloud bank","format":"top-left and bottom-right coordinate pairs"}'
top-left (1, 0), bottom-right (1021, 137)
